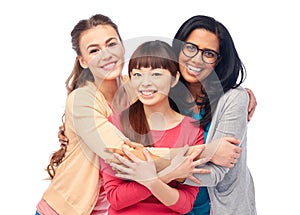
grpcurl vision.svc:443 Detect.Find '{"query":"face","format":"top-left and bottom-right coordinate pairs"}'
top-left (130, 67), bottom-right (179, 107)
top-left (78, 25), bottom-right (125, 82)
top-left (179, 28), bottom-right (220, 84)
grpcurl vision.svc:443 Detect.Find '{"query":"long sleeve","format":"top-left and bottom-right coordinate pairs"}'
top-left (102, 163), bottom-right (199, 213)
top-left (184, 87), bottom-right (249, 186)
top-left (65, 82), bottom-right (172, 162)
top-left (101, 163), bottom-right (153, 210)
top-left (66, 83), bottom-right (128, 161)
top-left (167, 182), bottom-right (199, 214)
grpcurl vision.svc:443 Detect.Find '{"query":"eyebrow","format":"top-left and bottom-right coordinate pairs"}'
top-left (86, 37), bottom-right (118, 50)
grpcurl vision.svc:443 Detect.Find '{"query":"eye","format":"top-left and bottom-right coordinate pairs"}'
top-left (131, 72), bottom-right (142, 77)
top-left (89, 48), bottom-right (100, 54)
top-left (186, 44), bottom-right (197, 52)
top-left (203, 50), bottom-right (217, 59)
top-left (107, 41), bottom-right (118, 48)
top-left (152, 72), bottom-right (162, 77)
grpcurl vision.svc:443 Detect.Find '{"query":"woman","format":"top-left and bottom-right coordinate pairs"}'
top-left (113, 15), bottom-right (257, 214)
top-left (101, 40), bottom-right (206, 214)
top-left (36, 14), bottom-right (130, 215)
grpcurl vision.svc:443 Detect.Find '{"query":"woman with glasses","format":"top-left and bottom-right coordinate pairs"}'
top-left (170, 15), bottom-right (257, 214)
top-left (113, 15), bottom-right (257, 215)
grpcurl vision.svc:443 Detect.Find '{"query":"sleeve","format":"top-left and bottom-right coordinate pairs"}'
top-left (167, 182), bottom-right (199, 214)
top-left (184, 87), bottom-right (249, 186)
top-left (101, 164), bottom-right (152, 210)
top-left (66, 86), bottom-right (172, 161)
top-left (66, 87), bottom-right (129, 161)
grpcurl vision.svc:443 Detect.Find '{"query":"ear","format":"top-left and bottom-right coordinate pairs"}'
top-left (78, 56), bottom-right (88, 69)
top-left (171, 71), bottom-right (180, 88)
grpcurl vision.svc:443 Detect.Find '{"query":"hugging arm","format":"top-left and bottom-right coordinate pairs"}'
top-left (184, 87), bottom-right (249, 186)
top-left (104, 149), bottom-right (199, 214)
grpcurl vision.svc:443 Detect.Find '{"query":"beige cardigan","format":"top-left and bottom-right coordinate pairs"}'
top-left (42, 80), bottom-right (171, 215)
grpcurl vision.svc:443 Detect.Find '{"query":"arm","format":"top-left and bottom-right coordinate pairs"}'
top-left (108, 149), bottom-right (199, 214)
top-left (65, 86), bottom-right (172, 162)
top-left (184, 87), bottom-right (249, 186)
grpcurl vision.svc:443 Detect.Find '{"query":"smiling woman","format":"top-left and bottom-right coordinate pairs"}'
top-left (100, 40), bottom-right (206, 215)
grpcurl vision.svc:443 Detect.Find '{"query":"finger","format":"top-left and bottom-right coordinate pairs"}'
top-left (189, 145), bottom-right (205, 160)
top-left (193, 168), bottom-right (211, 174)
top-left (110, 163), bottom-right (134, 175)
top-left (193, 157), bottom-right (210, 166)
top-left (115, 173), bottom-right (134, 181)
top-left (248, 106), bottom-right (256, 121)
top-left (228, 163), bottom-right (235, 168)
top-left (235, 147), bottom-right (242, 154)
top-left (113, 153), bottom-right (135, 168)
top-left (123, 147), bottom-right (143, 162)
top-left (59, 125), bottom-right (64, 132)
top-left (176, 145), bottom-right (190, 158)
top-left (234, 152), bottom-right (241, 159)
top-left (187, 175), bottom-right (201, 184)
top-left (105, 148), bottom-right (125, 156)
top-left (143, 149), bottom-right (153, 162)
top-left (224, 137), bottom-right (240, 145)
top-left (124, 141), bottom-right (144, 149)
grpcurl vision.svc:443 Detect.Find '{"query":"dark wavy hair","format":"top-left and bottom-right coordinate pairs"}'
top-left (171, 15), bottom-right (246, 129)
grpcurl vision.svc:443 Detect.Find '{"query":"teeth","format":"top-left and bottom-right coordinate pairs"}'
top-left (140, 90), bottom-right (156, 95)
top-left (187, 65), bottom-right (201, 72)
top-left (102, 62), bottom-right (115, 69)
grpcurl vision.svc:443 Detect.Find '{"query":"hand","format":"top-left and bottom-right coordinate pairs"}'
top-left (245, 88), bottom-right (257, 121)
top-left (110, 147), bottom-right (158, 184)
top-left (106, 141), bottom-right (159, 163)
top-left (58, 124), bottom-right (69, 145)
top-left (158, 145), bottom-right (210, 184)
top-left (210, 137), bottom-right (241, 168)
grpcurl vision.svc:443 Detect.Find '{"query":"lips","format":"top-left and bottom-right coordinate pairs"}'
top-left (100, 61), bottom-right (117, 70)
top-left (186, 64), bottom-right (203, 76)
top-left (139, 90), bottom-right (158, 97)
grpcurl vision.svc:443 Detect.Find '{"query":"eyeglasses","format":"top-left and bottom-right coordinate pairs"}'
top-left (181, 42), bottom-right (221, 64)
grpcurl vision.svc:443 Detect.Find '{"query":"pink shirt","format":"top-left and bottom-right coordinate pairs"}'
top-left (101, 116), bottom-right (204, 215)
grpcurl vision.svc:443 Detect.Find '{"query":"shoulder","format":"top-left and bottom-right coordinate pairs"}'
top-left (224, 86), bottom-right (249, 101)
top-left (66, 82), bottom-right (107, 108)
top-left (181, 116), bottom-right (201, 132)
top-left (220, 86), bottom-right (249, 107)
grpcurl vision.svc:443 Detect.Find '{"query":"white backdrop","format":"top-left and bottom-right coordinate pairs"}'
top-left (0, 0), bottom-right (299, 214)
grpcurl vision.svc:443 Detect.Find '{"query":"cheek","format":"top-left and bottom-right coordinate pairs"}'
top-left (130, 79), bottom-right (140, 90)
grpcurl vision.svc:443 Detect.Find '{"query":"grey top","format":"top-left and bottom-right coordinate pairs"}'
top-left (184, 86), bottom-right (257, 215)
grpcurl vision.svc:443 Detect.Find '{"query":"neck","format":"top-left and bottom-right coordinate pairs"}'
top-left (186, 81), bottom-right (204, 99)
top-left (96, 78), bottom-right (119, 104)
top-left (143, 99), bottom-right (182, 130)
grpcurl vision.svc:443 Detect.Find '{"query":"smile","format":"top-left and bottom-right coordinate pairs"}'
top-left (187, 64), bottom-right (202, 73)
top-left (139, 90), bottom-right (158, 96)
top-left (101, 61), bottom-right (117, 70)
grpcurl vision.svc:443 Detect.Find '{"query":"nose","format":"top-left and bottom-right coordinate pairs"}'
top-left (141, 73), bottom-right (152, 86)
top-left (192, 50), bottom-right (204, 64)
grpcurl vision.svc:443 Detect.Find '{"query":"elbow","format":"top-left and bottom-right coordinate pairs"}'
top-left (178, 200), bottom-right (195, 214)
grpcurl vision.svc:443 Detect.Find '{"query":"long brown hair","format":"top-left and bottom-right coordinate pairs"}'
top-left (121, 40), bottom-right (179, 147)
top-left (46, 14), bottom-right (121, 179)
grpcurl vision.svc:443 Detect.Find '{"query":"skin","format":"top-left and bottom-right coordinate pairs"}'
top-left (130, 68), bottom-right (181, 130)
top-left (57, 28), bottom-right (255, 168)
top-left (78, 25), bottom-right (125, 103)
top-left (179, 29), bottom-right (220, 86)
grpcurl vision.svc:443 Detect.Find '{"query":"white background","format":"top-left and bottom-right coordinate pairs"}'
top-left (0, 0), bottom-right (299, 214)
